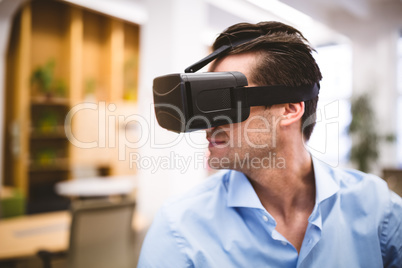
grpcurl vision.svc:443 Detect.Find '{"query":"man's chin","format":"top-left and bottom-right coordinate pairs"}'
top-left (207, 155), bottom-right (232, 170)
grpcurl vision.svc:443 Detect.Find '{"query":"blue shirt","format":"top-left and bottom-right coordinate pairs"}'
top-left (138, 158), bottom-right (402, 267)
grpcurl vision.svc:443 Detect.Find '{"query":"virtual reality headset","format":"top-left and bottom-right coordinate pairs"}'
top-left (153, 37), bottom-right (320, 133)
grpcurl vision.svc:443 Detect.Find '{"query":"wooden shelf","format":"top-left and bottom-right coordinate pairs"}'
top-left (3, 0), bottom-right (140, 214)
top-left (31, 96), bottom-right (70, 106)
top-left (29, 166), bottom-right (70, 173)
top-left (29, 158), bottom-right (70, 172)
top-left (30, 129), bottom-right (67, 140)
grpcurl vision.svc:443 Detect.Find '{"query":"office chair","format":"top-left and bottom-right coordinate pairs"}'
top-left (38, 199), bottom-right (136, 268)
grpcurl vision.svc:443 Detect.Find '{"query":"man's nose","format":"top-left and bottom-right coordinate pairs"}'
top-left (205, 127), bottom-right (217, 137)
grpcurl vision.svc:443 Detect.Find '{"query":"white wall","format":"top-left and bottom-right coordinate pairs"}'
top-left (326, 2), bottom-right (402, 172)
top-left (281, 0), bottom-right (402, 172)
top-left (136, 0), bottom-right (209, 219)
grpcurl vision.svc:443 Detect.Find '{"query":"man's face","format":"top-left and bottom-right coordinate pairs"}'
top-left (206, 53), bottom-right (283, 171)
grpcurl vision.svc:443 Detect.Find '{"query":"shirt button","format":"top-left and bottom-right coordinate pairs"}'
top-left (281, 241), bottom-right (287, 246)
top-left (262, 215), bottom-right (268, 222)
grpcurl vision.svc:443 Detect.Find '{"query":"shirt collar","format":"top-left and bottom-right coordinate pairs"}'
top-left (226, 170), bottom-right (265, 210)
top-left (226, 157), bottom-right (340, 209)
top-left (311, 157), bottom-right (340, 204)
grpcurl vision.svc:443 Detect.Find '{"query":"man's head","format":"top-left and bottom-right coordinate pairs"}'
top-left (211, 21), bottom-right (322, 140)
top-left (206, 21), bottom-right (322, 172)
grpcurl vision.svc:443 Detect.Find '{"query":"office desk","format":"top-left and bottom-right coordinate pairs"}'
top-left (55, 176), bottom-right (136, 197)
top-left (0, 209), bottom-right (148, 261)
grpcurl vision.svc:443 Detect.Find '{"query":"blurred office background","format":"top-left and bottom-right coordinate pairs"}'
top-left (0, 0), bottom-right (401, 267)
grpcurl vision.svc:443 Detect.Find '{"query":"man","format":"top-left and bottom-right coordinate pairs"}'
top-left (138, 21), bottom-right (402, 267)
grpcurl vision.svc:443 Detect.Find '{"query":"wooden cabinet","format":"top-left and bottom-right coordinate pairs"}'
top-left (3, 0), bottom-right (140, 214)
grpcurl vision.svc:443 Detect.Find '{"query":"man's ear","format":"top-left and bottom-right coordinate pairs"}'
top-left (280, 102), bottom-right (305, 127)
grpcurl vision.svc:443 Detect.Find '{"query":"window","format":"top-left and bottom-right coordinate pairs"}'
top-left (307, 43), bottom-right (352, 167)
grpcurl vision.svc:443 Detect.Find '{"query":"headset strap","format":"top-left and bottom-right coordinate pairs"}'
top-left (184, 36), bottom-right (260, 73)
top-left (238, 83), bottom-right (320, 106)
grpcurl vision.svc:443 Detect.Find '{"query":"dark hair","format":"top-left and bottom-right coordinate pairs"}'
top-left (212, 21), bottom-right (322, 140)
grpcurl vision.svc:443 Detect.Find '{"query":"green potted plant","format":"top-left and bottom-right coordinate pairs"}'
top-left (31, 60), bottom-right (55, 97)
top-left (31, 59), bottom-right (67, 99)
top-left (348, 93), bottom-right (395, 172)
top-left (123, 56), bottom-right (138, 101)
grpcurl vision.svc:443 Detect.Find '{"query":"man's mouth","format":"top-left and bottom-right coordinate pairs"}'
top-left (207, 138), bottom-right (227, 148)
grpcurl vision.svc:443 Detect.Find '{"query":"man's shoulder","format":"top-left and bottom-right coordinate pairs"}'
top-left (334, 166), bottom-right (389, 194)
top-left (322, 162), bottom-right (397, 213)
top-left (161, 170), bottom-right (231, 219)
top-left (138, 171), bottom-right (233, 267)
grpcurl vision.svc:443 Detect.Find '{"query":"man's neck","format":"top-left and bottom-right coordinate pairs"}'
top-left (243, 147), bottom-right (315, 253)
top-left (245, 147), bottom-right (316, 221)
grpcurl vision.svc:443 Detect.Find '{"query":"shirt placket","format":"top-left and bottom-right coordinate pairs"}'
top-left (297, 205), bottom-right (323, 267)
top-left (257, 209), bottom-right (299, 264)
